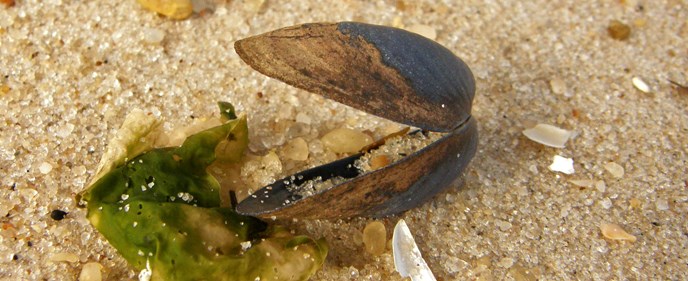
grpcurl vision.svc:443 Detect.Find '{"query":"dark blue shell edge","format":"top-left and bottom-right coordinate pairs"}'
top-left (337, 22), bottom-right (476, 128)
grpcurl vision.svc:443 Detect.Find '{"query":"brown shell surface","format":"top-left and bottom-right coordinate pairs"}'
top-left (234, 22), bottom-right (474, 132)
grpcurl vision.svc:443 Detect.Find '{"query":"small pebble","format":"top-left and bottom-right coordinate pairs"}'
top-left (528, 164), bottom-right (538, 174)
top-left (600, 223), bottom-right (637, 242)
top-left (655, 198), bottom-right (669, 211)
top-left (142, 27), bottom-right (165, 44)
top-left (407, 24), bottom-right (437, 40)
top-left (629, 198), bottom-right (642, 209)
top-left (603, 162), bottom-right (625, 178)
top-left (595, 180), bottom-right (607, 192)
top-left (242, 0), bottom-right (266, 13)
top-left (600, 197), bottom-right (612, 209)
top-left (49, 252), bottom-right (79, 263)
top-left (56, 123), bottom-right (75, 138)
top-left (50, 209), bottom-right (68, 221)
top-left (508, 264), bottom-right (538, 281)
top-left (281, 137), bottom-right (309, 161)
top-left (569, 179), bottom-right (594, 188)
top-left (369, 154), bottom-right (391, 170)
top-left (496, 220), bottom-right (512, 231)
top-left (632, 77), bottom-right (650, 93)
top-left (549, 78), bottom-right (567, 95)
top-left (607, 20), bottom-right (631, 40)
top-left (321, 128), bottom-right (373, 154)
top-left (295, 112), bottom-right (312, 124)
top-left (79, 262), bottom-right (103, 281)
top-left (363, 221), bottom-right (387, 256)
top-left (497, 257), bottom-right (515, 269)
top-left (38, 162), bottom-right (53, 174)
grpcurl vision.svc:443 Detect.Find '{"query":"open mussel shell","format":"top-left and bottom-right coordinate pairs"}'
top-left (234, 22), bottom-right (478, 219)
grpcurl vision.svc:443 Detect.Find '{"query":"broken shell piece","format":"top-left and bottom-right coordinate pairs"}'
top-left (600, 223), bottom-right (637, 242)
top-left (632, 77), bottom-right (650, 93)
top-left (549, 155), bottom-right (574, 174)
top-left (393, 219), bottom-right (437, 281)
top-left (522, 124), bottom-right (573, 148)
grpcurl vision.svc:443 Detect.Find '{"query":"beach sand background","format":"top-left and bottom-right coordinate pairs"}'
top-left (0, 0), bottom-right (686, 280)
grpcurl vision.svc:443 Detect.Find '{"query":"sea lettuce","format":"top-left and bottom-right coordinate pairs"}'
top-left (79, 103), bottom-right (327, 281)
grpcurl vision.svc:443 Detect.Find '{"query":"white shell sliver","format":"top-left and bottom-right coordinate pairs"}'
top-left (392, 219), bottom-right (437, 281)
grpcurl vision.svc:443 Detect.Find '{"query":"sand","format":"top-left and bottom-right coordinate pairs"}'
top-left (0, 0), bottom-right (686, 280)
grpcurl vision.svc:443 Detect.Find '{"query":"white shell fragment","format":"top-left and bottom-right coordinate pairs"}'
top-left (392, 219), bottom-right (437, 281)
top-left (522, 124), bottom-right (573, 148)
top-left (632, 77), bottom-right (650, 93)
top-left (549, 155), bottom-right (574, 174)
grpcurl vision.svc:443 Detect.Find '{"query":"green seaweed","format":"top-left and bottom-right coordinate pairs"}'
top-left (80, 103), bottom-right (327, 281)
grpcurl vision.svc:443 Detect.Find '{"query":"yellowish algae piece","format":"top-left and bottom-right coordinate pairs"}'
top-left (362, 221), bottom-right (387, 256)
top-left (600, 223), bottom-right (637, 242)
top-left (89, 108), bottom-right (163, 185)
top-left (522, 124), bottom-right (573, 148)
top-left (137, 0), bottom-right (193, 20)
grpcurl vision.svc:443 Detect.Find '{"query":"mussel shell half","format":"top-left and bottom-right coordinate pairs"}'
top-left (234, 22), bottom-right (475, 132)
top-left (236, 118), bottom-right (478, 219)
